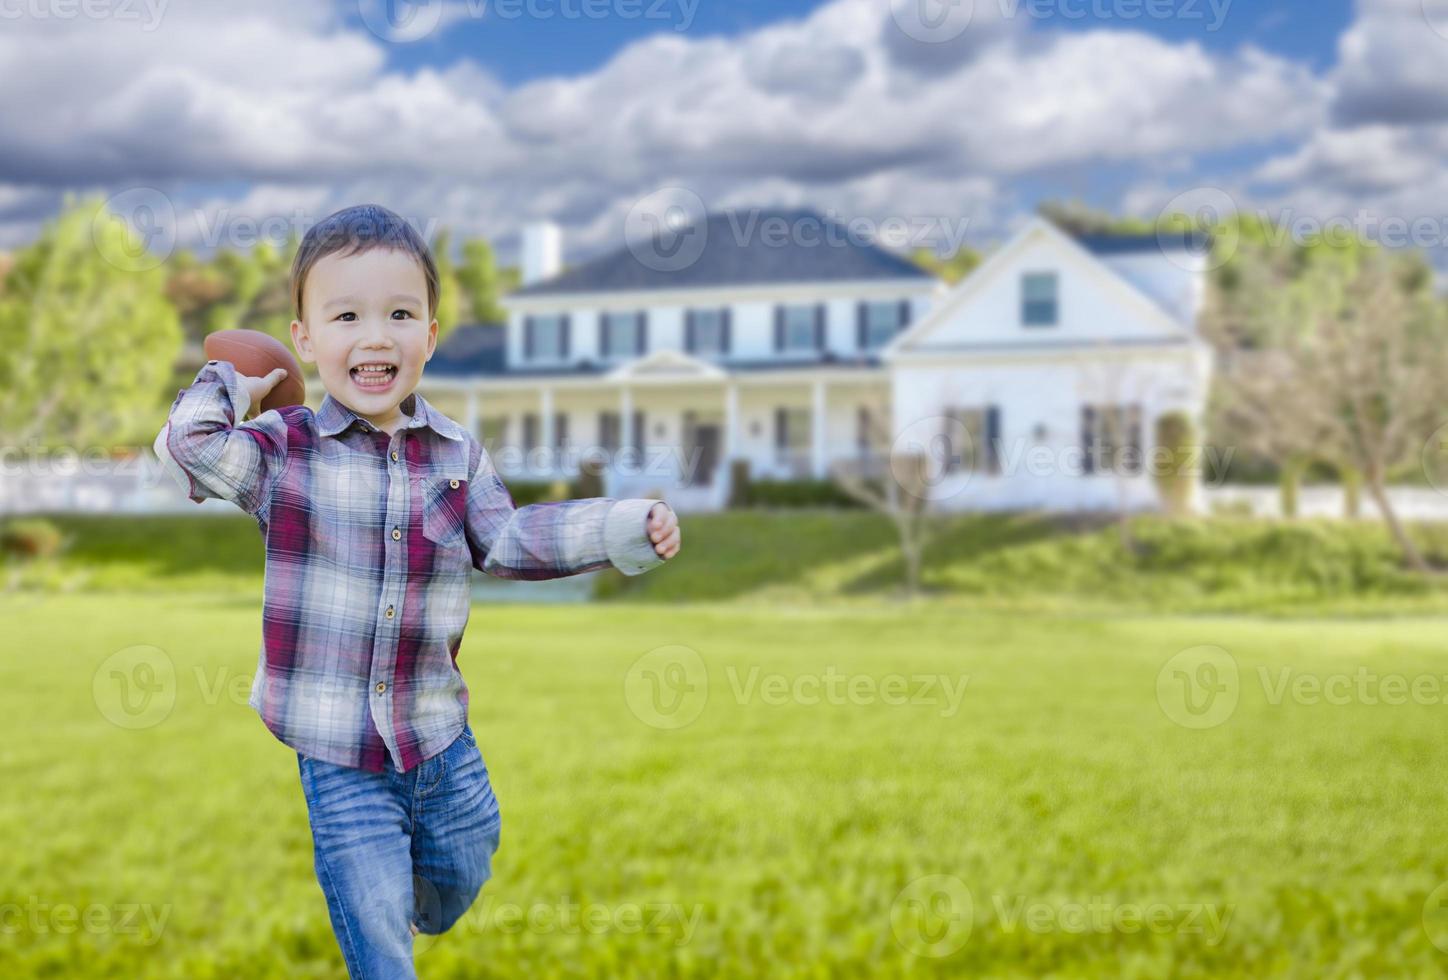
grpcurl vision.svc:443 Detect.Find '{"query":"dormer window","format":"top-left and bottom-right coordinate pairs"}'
top-left (601, 311), bottom-right (646, 358)
top-left (685, 308), bottom-right (731, 356)
top-left (858, 300), bottom-right (911, 349)
top-left (1022, 272), bottom-right (1058, 327)
top-left (524, 314), bottom-right (569, 360)
top-left (775, 304), bottom-right (824, 352)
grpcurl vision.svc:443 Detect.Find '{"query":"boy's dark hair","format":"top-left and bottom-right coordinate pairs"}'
top-left (291, 204), bottom-right (440, 321)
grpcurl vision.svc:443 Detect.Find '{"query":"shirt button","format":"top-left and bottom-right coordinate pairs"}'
top-left (375, 682), bottom-right (387, 694)
top-left (449, 479), bottom-right (460, 489)
top-left (391, 527), bottom-right (401, 541)
top-left (384, 605), bottom-right (395, 619)
top-left (391, 451), bottom-right (399, 462)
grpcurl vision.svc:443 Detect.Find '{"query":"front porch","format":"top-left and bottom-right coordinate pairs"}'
top-left (419, 354), bottom-right (892, 511)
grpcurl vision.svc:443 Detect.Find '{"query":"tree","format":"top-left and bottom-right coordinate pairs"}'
top-left (1207, 241), bottom-right (1447, 571)
top-left (910, 245), bottom-right (982, 285)
top-left (829, 388), bottom-right (939, 597)
top-left (0, 196), bottom-right (182, 447)
top-left (430, 229), bottom-right (461, 343)
top-left (456, 238), bottom-right (508, 323)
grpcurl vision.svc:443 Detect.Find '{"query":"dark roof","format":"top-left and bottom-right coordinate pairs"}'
top-left (1072, 230), bottom-right (1213, 255)
top-left (428, 322), bottom-right (506, 377)
top-left (427, 349), bottom-right (883, 380)
top-left (513, 209), bottom-right (934, 297)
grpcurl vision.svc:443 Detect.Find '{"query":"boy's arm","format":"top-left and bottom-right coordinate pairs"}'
top-left (152, 359), bottom-right (290, 516)
top-left (463, 440), bottom-right (667, 580)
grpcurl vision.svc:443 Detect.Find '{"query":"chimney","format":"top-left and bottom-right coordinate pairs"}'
top-left (521, 221), bottom-right (562, 286)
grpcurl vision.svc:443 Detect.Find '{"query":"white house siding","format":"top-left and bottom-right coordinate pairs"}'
top-left (903, 230), bottom-right (1191, 350)
top-left (891, 350), bottom-right (1207, 513)
top-left (505, 285), bottom-right (935, 370)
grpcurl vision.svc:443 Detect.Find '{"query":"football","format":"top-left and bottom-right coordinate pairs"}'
top-left (202, 329), bottom-right (307, 415)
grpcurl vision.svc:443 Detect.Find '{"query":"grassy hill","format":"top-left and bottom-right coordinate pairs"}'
top-left (9, 511), bottom-right (1448, 616)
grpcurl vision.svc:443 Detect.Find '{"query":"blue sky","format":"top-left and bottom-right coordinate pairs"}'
top-left (372, 0), bottom-right (1357, 84)
top-left (0, 0), bottom-right (1444, 266)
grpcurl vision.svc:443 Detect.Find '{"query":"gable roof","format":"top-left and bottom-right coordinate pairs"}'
top-left (882, 217), bottom-right (1196, 358)
top-left (512, 208), bottom-right (934, 298)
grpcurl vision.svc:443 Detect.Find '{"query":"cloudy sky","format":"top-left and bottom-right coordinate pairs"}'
top-left (1, 0), bottom-right (1443, 265)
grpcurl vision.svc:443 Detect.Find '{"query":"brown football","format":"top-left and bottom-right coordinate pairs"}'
top-left (203, 329), bottom-right (307, 415)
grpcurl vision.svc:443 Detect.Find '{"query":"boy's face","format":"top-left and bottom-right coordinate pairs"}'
top-left (290, 247), bottom-right (438, 427)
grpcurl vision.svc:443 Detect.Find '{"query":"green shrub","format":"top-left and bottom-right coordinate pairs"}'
top-left (737, 478), bottom-right (866, 509)
top-left (1153, 411), bottom-right (1194, 516)
top-left (1, 518), bottom-right (64, 560)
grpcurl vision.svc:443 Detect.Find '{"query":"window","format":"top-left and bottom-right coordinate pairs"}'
top-left (686, 308), bottom-right (730, 355)
top-left (856, 406), bottom-right (890, 456)
top-left (858, 300), bottom-right (910, 349)
top-left (601, 312), bottom-right (646, 358)
top-left (599, 411), bottom-right (620, 453)
top-left (940, 405), bottom-right (1002, 476)
top-left (1022, 272), bottom-right (1058, 327)
top-left (775, 304), bottom-right (823, 352)
top-left (773, 406), bottom-right (811, 460)
top-left (1081, 404), bottom-right (1143, 475)
top-left (630, 410), bottom-right (645, 453)
top-left (524, 314), bottom-right (569, 360)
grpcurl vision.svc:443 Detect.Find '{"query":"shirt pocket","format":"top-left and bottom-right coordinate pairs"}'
top-left (418, 474), bottom-right (470, 558)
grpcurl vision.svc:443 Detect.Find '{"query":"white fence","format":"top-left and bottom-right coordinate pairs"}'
top-left (5, 452), bottom-right (1448, 522)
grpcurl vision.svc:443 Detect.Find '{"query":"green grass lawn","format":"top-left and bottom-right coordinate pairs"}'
top-left (5, 592), bottom-right (1448, 977)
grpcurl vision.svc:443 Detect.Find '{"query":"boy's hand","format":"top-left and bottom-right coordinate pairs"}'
top-left (240, 368), bottom-right (290, 419)
top-left (647, 502), bottom-right (681, 559)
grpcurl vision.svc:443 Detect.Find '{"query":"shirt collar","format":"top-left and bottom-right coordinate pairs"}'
top-left (317, 390), bottom-right (466, 442)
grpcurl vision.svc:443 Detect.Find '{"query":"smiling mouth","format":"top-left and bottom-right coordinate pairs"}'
top-left (350, 363), bottom-right (398, 389)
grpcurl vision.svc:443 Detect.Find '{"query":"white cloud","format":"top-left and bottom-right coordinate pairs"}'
top-left (0, 0), bottom-right (1330, 260)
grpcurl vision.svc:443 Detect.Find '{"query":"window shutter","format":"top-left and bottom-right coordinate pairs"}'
top-left (814, 303), bottom-right (826, 350)
top-left (560, 314), bottom-right (571, 359)
top-left (986, 405), bottom-right (1001, 475)
top-left (684, 310), bottom-right (695, 353)
top-left (637, 311), bottom-right (648, 355)
top-left (632, 410), bottom-right (645, 452)
top-left (598, 315), bottom-right (609, 358)
top-left (722, 308), bottom-right (732, 353)
top-left (524, 317), bottom-right (535, 359)
top-left (856, 302), bottom-right (867, 350)
top-left (555, 412), bottom-right (567, 449)
top-left (774, 407), bottom-right (787, 449)
top-left (898, 299), bottom-right (912, 331)
top-left (774, 306), bottom-right (784, 351)
top-left (1081, 405), bottom-right (1096, 476)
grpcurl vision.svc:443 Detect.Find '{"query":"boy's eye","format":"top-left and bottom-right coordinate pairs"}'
top-left (391, 309), bottom-right (414, 320)
top-left (336, 312), bottom-right (356, 322)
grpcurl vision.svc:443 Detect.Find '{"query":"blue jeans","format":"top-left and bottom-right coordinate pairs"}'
top-left (296, 723), bottom-right (502, 979)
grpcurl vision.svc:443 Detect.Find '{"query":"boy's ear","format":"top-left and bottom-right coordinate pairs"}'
top-left (424, 318), bottom-right (438, 361)
top-left (290, 318), bottom-right (316, 363)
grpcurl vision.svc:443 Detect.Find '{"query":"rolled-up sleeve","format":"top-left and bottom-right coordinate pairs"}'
top-left (153, 359), bottom-right (289, 516)
top-left (463, 439), bottom-right (666, 579)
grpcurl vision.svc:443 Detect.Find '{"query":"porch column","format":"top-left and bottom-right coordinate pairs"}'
top-left (619, 385), bottom-right (634, 455)
top-left (723, 381), bottom-right (739, 462)
top-left (811, 378), bottom-right (827, 478)
top-left (464, 387), bottom-right (479, 439)
top-left (540, 386), bottom-right (555, 474)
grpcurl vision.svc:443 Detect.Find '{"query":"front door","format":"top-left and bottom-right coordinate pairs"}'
top-left (686, 423), bottom-right (721, 486)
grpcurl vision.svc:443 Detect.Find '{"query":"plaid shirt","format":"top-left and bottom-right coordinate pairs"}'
top-left (154, 359), bottom-right (665, 773)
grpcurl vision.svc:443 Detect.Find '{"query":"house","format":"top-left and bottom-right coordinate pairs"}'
top-left (419, 210), bottom-right (1212, 512)
top-left (883, 217), bottom-right (1213, 513)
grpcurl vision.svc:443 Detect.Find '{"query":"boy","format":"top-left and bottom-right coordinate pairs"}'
top-left (153, 204), bottom-right (681, 978)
